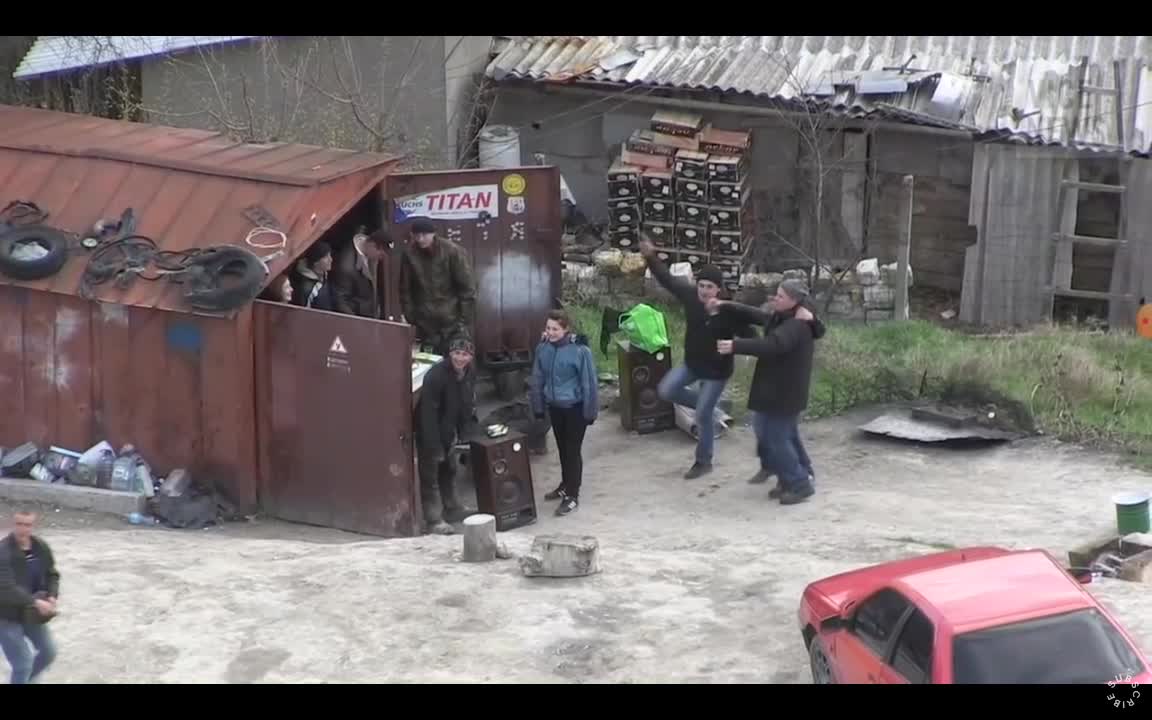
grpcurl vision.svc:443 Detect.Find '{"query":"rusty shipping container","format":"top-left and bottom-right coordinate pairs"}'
top-left (385, 167), bottom-right (562, 369)
top-left (0, 105), bottom-right (420, 535)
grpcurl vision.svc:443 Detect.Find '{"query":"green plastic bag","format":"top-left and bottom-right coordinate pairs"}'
top-left (619, 303), bottom-right (669, 354)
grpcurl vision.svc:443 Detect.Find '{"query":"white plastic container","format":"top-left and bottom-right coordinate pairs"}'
top-left (478, 124), bottom-right (521, 168)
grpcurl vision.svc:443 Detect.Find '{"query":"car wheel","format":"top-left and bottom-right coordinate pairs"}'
top-left (809, 638), bottom-right (836, 684)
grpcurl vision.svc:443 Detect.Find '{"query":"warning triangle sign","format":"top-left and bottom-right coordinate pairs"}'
top-left (330, 336), bottom-right (348, 354)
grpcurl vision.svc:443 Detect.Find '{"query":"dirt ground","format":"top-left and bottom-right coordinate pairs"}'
top-left (5, 407), bottom-right (1152, 684)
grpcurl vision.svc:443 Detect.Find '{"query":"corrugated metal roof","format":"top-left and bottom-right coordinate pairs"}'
top-left (13, 36), bottom-right (259, 79)
top-left (487, 36), bottom-right (1152, 152)
top-left (0, 104), bottom-right (401, 314)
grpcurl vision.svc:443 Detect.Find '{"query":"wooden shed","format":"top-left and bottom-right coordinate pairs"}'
top-left (961, 143), bottom-right (1152, 328)
top-left (0, 105), bottom-right (424, 535)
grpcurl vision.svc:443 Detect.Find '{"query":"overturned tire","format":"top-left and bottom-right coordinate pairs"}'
top-left (182, 246), bottom-right (269, 312)
top-left (0, 225), bottom-right (70, 281)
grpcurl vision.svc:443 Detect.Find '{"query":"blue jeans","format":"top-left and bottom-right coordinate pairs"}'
top-left (751, 412), bottom-right (815, 492)
top-left (658, 364), bottom-right (727, 465)
top-left (0, 619), bottom-right (57, 684)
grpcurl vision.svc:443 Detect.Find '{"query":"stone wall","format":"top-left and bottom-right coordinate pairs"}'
top-left (743, 258), bottom-right (912, 323)
top-left (561, 254), bottom-right (912, 324)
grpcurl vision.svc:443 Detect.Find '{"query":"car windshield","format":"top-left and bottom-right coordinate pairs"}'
top-left (952, 608), bottom-right (1145, 684)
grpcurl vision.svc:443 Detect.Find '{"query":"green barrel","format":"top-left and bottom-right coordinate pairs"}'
top-left (1114, 492), bottom-right (1151, 535)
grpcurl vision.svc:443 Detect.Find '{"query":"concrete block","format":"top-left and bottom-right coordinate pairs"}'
top-left (0, 477), bottom-right (145, 516)
top-left (863, 284), bottom-right (896, 309)
top-left (856, 258), bottom-right (881, 285)
top-left (520, 534), bottom-right (602, 578)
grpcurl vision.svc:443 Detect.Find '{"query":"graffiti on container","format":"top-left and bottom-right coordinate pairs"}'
top-left (511, 222), bottom-right (526, 242)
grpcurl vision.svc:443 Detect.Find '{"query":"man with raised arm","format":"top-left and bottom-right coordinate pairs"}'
top-left (638, 238), bottom-right (754, 479)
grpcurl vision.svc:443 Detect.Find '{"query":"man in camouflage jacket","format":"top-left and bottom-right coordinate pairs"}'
top-left (399, 220), bottom-right (477, 355)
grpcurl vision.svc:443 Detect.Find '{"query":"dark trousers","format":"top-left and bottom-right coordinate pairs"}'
top-left (548, 405), bottom-right (589, 499)
top-left (417, 446), bottom-right (460, 525)
top-left (751, 412), bottom-right (815, 492)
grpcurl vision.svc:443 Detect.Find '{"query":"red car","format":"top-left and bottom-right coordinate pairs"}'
top-left (798, 547), bottom-right (1151, 684)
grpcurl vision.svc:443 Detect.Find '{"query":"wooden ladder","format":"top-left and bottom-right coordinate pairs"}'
top-left (1045, 57), bottom-right (1134, 321)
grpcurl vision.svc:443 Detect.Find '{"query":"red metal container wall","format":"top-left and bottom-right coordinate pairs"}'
top-left (385, 167), bottom-right (562, 365)
top-left (0, 286), bottom-right (258, 509)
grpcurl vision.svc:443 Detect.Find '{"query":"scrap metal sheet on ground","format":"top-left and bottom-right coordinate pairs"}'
top-left (859, 408), bottom-right (1021, 443)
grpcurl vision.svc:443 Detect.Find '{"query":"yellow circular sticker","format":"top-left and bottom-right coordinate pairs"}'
top-left (502, 173), bottom-right (526, 196)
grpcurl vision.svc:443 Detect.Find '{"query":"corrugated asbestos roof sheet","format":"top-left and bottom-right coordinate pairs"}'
top-left (14, 36), bottom-right (258, 79)
top-left (487, 36), bottom-right (1152, 152)
top-left (0, 104), bottom-right (401, 314)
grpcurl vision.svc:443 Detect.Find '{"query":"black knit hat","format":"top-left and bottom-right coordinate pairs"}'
top-left (695, 264), bottom-right (724, 288)
top-left (411, 219), bottom-right (436, 235)
top-left (448, 336), bottom-right (475, 355)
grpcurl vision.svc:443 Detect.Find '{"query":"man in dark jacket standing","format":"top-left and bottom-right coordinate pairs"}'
top-left (0, 509), bottom-right (59, 684)
top-left (717, 279), bottom-right (823, 505)
top-left (639, 238), bottom-right (753, 479)
top-left (332, 229), bottom-right (390, 318)
top-left (400, 220), bottom-right (477, 356)
top-left (414, 336), bottom-right (478, 535)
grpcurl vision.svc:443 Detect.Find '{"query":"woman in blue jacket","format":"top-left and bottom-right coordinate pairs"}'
top-left (531, 309), bottom-right (599, 516)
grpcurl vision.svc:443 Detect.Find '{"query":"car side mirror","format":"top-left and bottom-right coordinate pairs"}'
top-left (821, 615), bottom-right (849, 632)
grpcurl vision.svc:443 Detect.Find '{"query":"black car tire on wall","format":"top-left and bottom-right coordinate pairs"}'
top-left (0, 225), bottom-right (71, 281)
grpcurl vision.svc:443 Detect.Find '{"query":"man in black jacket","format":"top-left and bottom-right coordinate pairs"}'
top-left (639, 238), bottom-right (755, 479)
top-left (717, 279), bottom-right (823, 505)
top-left (414, 336), bottom-right (478, 535)
top-left (332, 229), bottom-right (390, 318)
top-left (0, 509), bottom-right (60, 684)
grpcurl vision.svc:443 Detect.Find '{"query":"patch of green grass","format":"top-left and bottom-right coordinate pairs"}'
top-left (566, 301), bottom-right (1152, 467)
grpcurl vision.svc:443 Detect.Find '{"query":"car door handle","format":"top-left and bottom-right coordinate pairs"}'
top-left (867, 674), bottom-right (877, 683)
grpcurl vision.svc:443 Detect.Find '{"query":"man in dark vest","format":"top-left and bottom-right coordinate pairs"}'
top-left (414, 336), bottom-right (478, 535)
top-left (0, 509), bottom-right (60, 684)
top-left (399, 220), bottom-right (477, 356)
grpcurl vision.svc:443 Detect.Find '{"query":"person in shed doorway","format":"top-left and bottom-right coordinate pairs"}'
top-left (399, 219), bottom-right (477, 356)
top-left (259, 274), bottom-right (294, 303)
top-left (332, 229), bottom-right (390, 319)
top-left (414, 335), bottom-right (479, 535)
top-left (0, 509), bottom-right (60, 684)
top-left (291, 241), bottom-right (335, 311)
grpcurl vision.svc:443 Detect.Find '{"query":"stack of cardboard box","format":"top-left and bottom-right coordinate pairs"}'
top-left (699, 126), bottom-right (753, 292)
top-left (606, 111), bottom-right (753, 291)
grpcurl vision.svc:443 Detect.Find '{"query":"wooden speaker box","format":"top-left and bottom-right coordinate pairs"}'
top-left (470, 432), bottom-right (537, 531)
top-left (616, 339), bottom-right (675, 434)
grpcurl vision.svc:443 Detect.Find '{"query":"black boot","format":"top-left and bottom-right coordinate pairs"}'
top-left (684, 462), bottom-right (713, 480)
top-left (779, 484), bottom-right (815, 505)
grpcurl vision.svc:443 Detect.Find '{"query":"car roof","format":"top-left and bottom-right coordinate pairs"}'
top-left (891, 549), bottom-right (1093, 631)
